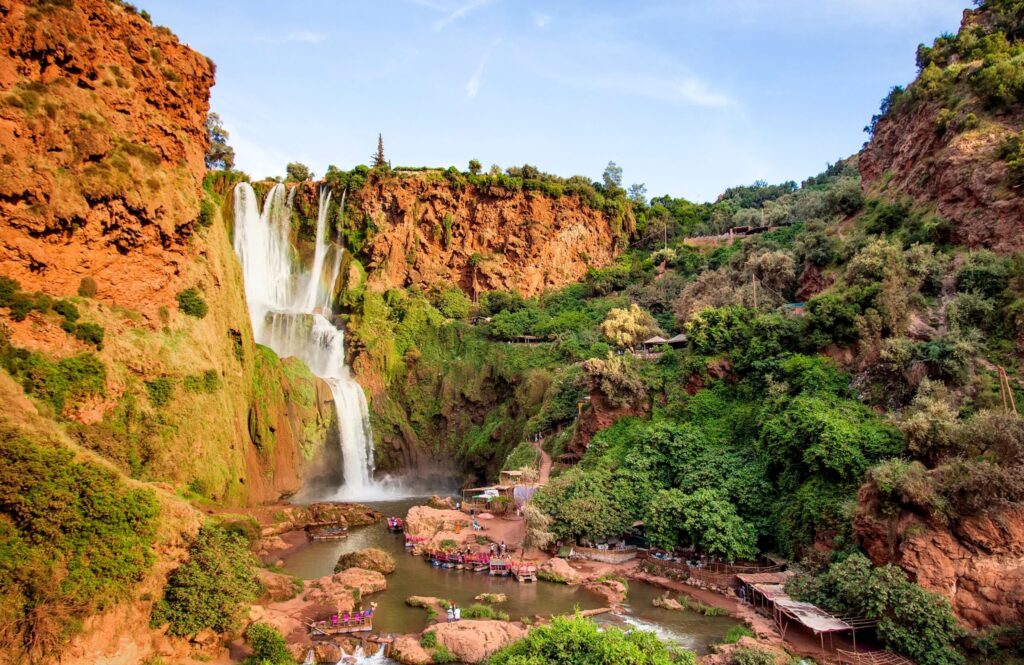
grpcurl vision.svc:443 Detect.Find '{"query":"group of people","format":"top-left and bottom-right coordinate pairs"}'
top-left (328, 602), bottom-right (376, 628)
top-left (445, 603), bottom-right (462, 622)
top-left (488, 541), bottom-right (508, 556)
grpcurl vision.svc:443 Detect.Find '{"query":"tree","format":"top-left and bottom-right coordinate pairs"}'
top-left (243, 623), bottom-right (296, 665)
top-left (645, 488), bottom-right (757, 561)
top-left (468, 159), bottom-right (482, 175)
top-left (603, 160), bottom-right (623, 190)
top-left (521, 503), bottom-right (555, 560)
top-left (600, 303), bottom-right (661, 348)
top-left (628, 183), bottom-right (647, 205)
top-left (205, 112), bottom-right (235, 170)
top-left (285, 162), bottom-right (312, 182)
top-left (372, 133), bottom-right (387, 168)
top-left (490, 615), bottom-right (696, 665)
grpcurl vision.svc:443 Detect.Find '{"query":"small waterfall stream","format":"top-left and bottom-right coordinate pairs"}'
top-left (233, 182), bottom-right (380, 499)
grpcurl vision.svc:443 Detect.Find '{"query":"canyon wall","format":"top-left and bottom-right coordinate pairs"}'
top-left (0, 0), bottom-right (327, 506)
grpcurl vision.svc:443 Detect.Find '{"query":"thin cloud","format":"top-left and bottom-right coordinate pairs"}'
top-left (567, 72), bottom-right (734, 108)
top-left (465, 53), bottom-right (490, 99)
top-left (533, 11), bottom-right (551, 29)
top-left (433, 0), bottom-right (494, 31)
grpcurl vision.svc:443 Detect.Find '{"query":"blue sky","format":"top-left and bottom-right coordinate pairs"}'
top-left (144, 0), bottom-right (970, 202)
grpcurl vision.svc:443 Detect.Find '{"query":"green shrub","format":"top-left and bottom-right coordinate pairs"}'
top-left (420, 631), bottom-right (437, 648)
top-left (1, 349), bottom-right (106, 413)
top-left (176, 288), bottom-right (208, 318)
top-left (490, 614), bottom-right (696, 665)
top-left (461, 603), bottom-right (510, 621)
top-left (432, 644), bottom-right (456, 664)
top-left (731, 647), bottom-right (776, 665)
top-left (53, 299), bottom-right (80, 322)
top-left (144, 377), bottom-right (173, 407)
top-left (998, 130), bottom-right (1024, 190)
top-left (242, 623), bottom-right (295, 665)
top-left (197, 197), bottom-right (216, 227)
top-left (0, 424), bottom-right (158, 660)
top-left (150, 525), bottom-right (262, 636)
top-left (0, 275), bottom-right (19, 305)
top-left (73, 322), bottom-right (105, 348)
top-left (722, 624), bottom-right (755, 644)
top-left (78, 276), bottom-right (98, 298)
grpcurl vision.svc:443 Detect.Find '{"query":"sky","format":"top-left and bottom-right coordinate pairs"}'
top-left (143, 0), bottom-right (971, 202)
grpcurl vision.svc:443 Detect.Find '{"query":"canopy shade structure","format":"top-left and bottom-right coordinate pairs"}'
top-left (642, 336), bottom-right (667, 345)
top-left (775, 598), bottom-right (853, 634)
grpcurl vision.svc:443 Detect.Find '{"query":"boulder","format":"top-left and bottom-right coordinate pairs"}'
top-left (303, 568), bottom-right (387, 612)
top-left (335, 547), bottom-right (396, 575)
top-left (538, 557), bottom-right (583, 584)
top-left (314, 642), bottom-right (342, 663)
top-left (258, 568), bottom-right (299, 602)
top-left (427, 620), bottom-right (527, 663)
top-left (475, 593), bottom-right (507, 604)
top-left (391, 634), bottom-right (432, 665)
top-left (427, 495), bottom-right (456, 510)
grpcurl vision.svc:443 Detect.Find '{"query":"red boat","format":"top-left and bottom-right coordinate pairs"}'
top-left (387, 516), bottom-right (404, 532)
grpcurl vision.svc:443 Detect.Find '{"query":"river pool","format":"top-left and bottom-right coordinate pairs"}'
top-left (281, 497), bottom-right (737, 655)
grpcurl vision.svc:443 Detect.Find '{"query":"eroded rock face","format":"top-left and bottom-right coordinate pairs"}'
top-left (859, 13), bottom-right (1024, 252)
top-left (404, 506), bottom-right (473, 554)
top-left (854, 486), bottom-right (1024, 628)
top-left (339, 172), bottom-right (621, 298)
top-left (0, 0), bottom-right (214, 318)
top-left (426, 620), bottom-right (527, 664)
top-left (302, 567), bottom-right (388, 612)
top-left (538, 557), bottom-right (583, 584)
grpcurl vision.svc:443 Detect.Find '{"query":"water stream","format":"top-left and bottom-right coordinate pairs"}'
top-left (233, 183), bottom-right (381, 499)
top-left (282, 498), bottom-right (737, 657)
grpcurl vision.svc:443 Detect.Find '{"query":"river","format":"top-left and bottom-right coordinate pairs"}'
top-left (281, 497), bottom-right (737, 658)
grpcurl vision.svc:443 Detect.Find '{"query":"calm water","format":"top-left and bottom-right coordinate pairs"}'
top-left (282, 497), bottom-right (736, 654)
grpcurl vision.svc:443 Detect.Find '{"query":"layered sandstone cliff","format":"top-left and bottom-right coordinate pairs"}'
top-left (0, 0), bottom-right (329, 506)
top-left (344, 171), bottom-right (620, 297)
top-left (0, 0), bottom-right (214, 316)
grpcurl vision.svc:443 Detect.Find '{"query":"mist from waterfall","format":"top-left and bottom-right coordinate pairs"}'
top-left (233, 182), bottom-right (390, 500)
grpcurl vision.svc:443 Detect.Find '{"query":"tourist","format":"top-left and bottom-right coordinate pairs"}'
top-left (500, 540), bottom-right (506, 555)
top-left (739, 586), bottom-right (747, 604)
top-left (447, 605), bottom-right (454, 623)
top-left (454, 605), bottom-right (461, 621)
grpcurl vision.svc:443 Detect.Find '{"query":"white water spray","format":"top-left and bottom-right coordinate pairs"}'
top-left (233, 182), bottom-right (385, 499)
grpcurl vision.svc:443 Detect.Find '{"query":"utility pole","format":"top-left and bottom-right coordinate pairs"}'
top-left (752, 274), bottom-right (758, 310)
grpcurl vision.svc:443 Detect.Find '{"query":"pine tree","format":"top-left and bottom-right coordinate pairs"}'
top-left (372, 133), bottom-right (387, 169)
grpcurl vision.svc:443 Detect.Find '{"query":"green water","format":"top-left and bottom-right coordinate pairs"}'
top-left (282, 497), bottom-right (736, 654)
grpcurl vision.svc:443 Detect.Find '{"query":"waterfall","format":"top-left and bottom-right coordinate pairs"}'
top-left (233, 182), bottom-right (379, 499)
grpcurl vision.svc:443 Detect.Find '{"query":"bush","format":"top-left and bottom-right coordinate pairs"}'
top-left (428, 285), bottom-right (472, 320)
top-left (242, 623), bottom-right (294, 665)
top-left (461, 603), bottom-right (510, 621)
top-left (176, 288), bottom-right (208, 318)
top-left (420, 631), bottom-right (438, 648)
top-left (78, 277), bottom-right (98, 298)
top-left (1, 349), bottom-right (106, 413)
top-left (722, 624), bottom-right (756, 644)
top-left (150, 525), bottom-right (262, 636)
top-left (0, 425), bottom-right (158, 660)
top-left (999, 131), bottom-right (1024, 189)
top-left (73, 322), bottom-right (105, 348)
top-left (432, 644), bottom-right (456, 664)
top-left (490, 614), bottom-right (696, 665)
top-left (145, 377), bottom-right (173, 407)
top-left (53, 299), bottom-right (80, 323)
top-left (0, 275), bottom-right (19, 305)
top-left (731, 647), bottom-right (776, 665)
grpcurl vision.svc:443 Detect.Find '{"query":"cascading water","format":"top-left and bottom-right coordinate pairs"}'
top-left (233, 182), bottom-right (381, 499)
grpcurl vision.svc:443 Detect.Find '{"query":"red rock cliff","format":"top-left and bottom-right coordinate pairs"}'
top-left (859, 9), bottom-right (1024, 252)
top-left (854, 484), bottom-right (1024, 629)
top-left (0, 0), bottom-right (214, 317)
top-left (346, 172), bottom-right (621, 296)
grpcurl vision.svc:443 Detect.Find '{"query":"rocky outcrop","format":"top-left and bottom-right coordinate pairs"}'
top-left (425, 620), bottom-right (527, 664)
top-left (303, 568), bottom-right (387, 612)
top-left (0, 0), bottom-right (214, 318)
top-left (538, 557), bottom-right (584, 584)
top-left (334, 547), bottom-right (396, 575)
top-left (404, 505), bottom-right (473, 553)
top-left (343, 171), bottom-right (620, 297)
top-left (860, 10), bottom-right (1024, 252)
top-left (854, 485), bottom-right (1024, 628)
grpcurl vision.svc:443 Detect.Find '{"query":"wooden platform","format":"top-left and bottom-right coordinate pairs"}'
top-left (308, 618), bottom-right (372, 636)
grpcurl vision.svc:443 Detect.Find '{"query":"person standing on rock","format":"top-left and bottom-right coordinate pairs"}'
top-left (447, 605), bottom-right (454, 623)
top-left (454, 605), bottom-right (461, 622)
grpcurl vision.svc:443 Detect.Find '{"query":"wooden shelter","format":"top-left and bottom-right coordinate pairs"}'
top-left (665, 333), bottom-right (687, 349)
top-left (836, 649), bottom-right (914, 665)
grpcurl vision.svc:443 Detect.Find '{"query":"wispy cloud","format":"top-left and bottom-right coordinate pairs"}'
top-left (253, 30), bottom-right (327, 44)
top-left (533, 11), bottom-right (551, 29)
top-left (465, 53), bottom-right (490, 99)
top-left (432, 0), bottom-right (494, 31)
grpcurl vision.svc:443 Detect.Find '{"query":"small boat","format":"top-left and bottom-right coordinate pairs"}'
top-left (488, 558), bottom-right (511, 577)
top-left (387, 516), bottom-right (404, 532)
top-left (308, 524), bottom-right (347, 541)
top-left (511, 561), bottom-right (537, 582)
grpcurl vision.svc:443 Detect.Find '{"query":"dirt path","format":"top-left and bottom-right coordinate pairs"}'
top-left (533, 439), bottom-right (552, 484)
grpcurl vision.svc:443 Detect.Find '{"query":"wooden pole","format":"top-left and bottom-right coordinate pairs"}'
top-left (752, 275), bottom-right (758, 310)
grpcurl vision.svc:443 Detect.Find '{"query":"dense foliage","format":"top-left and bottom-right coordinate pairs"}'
top-left (788, 553), bottom-right (965, 665)
top-left (150, 525), bottom-right (262, 636)
top-left (0, 424), bottom-right (158, 659)
top-left (242, 623), bottom-right (296, 665)
top-left (489, 615), bottom-right (696, 665)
